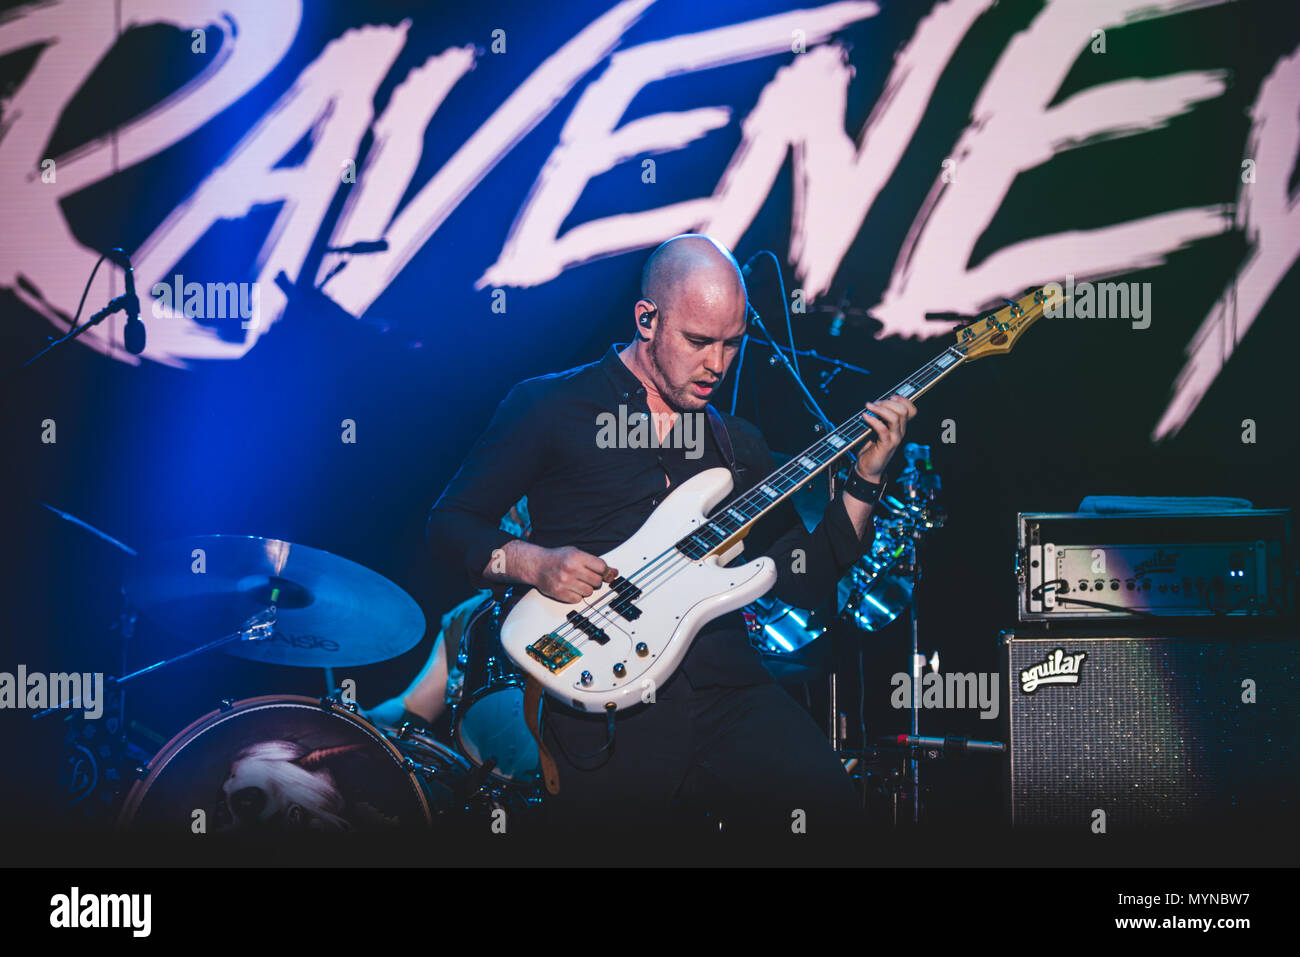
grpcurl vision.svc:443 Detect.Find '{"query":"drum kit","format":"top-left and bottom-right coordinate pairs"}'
top-left (37, 518), bottom-right (542, 835)
top-left (746, 442), bottom-right (947, 667)
top-left (742, 443), bottom-right (959, 825)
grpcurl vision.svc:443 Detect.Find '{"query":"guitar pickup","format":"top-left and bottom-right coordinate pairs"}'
top-left (608, 576), bottom-right (643, 622)
top-left (610, 599), bottom-right (641, 621)
top-left (526, 633), bottom-right (581, 673)
top-left (565, 610), bottom-right (611, 645)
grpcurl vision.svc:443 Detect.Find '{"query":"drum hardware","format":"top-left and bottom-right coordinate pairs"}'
top-left (33, 512), bottom-right (550, 834)
top-left (452, 593), bottom-right (542, 786)
top-left (743, 443), bottom-right (948, 825)
top-left (837, 524), bottom-right (915, 632)
top-left (56, 684), bottom-right (132, 823)
top-left (459, 756), bottom-right (501, 801)
top-left (27, 517), bottom-right (141, 821)
top-left (837, 735), bottom-right (1003, 827)
top-left (384, 724), bottom-right (535, 819)
top-left (32, 607), bottom-right (278, 722)
top-left (745, 448), bottom-right (947, 656)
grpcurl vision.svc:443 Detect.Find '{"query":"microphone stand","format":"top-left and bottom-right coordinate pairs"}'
top-left (743, 306), bottom-right (836, 434)
top-left (4, 250), bottom-right (139, 379)
top-left (741, 275), bottom-right (857, 757)
top-left (908, 545), bottom-right (923, 824)
top-left (8, 284), bottom-right (133, 376)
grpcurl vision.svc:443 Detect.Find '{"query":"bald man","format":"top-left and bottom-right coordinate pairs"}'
top-left (427, 234), bottom-right (916, 839)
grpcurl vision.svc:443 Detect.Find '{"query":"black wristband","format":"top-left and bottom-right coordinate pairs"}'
top-left (843, 468), bottom-right (886, 505)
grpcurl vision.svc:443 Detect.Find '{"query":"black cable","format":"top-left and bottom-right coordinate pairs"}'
top-left (1198, 578), bottom-right (1259, 616)
top-left (1030, 577), bottom-right (1159, 618)
top-left (2, 252), bottom-right (111, 380)
top-left (539, 699), bottom-right (618, 766)
top-left (729, 332), bottom-right (748, 415)
top-left (741, 250), bottom-right (834, 431)
top-left (757, 248), bottom-right (801, 379)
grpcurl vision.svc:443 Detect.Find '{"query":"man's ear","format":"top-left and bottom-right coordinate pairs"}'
top-left (635, 298), bottom-right (658, 340)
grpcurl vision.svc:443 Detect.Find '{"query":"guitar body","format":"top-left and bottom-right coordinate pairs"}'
top-left (499, 467), bottom-right (777, 712)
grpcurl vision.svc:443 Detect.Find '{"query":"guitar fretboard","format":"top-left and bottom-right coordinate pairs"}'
top-left (676, 345), bottom-right (967, 560)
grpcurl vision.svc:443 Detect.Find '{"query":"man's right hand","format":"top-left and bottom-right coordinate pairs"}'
top-left (530, 545), bottom-right (619, 604)
top-left (485, 541), bottom-right (618, 604)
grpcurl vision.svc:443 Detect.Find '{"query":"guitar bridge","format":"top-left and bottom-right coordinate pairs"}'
top-left (526, 633), bottom-right (581, 673)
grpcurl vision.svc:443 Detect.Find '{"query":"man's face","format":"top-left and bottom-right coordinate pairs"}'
top-left (645, 291), bottom-right (747, 412)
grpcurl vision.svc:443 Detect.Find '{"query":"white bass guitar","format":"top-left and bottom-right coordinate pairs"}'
top-left (501, 288), bottom-right (1049, 711)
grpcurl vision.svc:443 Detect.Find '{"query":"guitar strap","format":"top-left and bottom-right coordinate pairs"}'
top-left (521, 406), bottom-right (739, 798)
top-left (523, 677), bottom-right (562, 795)
top-left (705, 404), bottom-right (741, 481)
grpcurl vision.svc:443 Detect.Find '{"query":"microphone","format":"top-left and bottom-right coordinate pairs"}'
top-left (887, 734), bottom-right (1005, 755)
top-left (107, 248), bottom-right (145, 355)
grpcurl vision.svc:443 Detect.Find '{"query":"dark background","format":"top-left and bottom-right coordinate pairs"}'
top-left (1, 0), bottom-right (1296, 845)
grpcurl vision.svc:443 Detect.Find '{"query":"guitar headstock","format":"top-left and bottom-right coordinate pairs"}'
top-left (952, 287), bottom-right (1049, 361)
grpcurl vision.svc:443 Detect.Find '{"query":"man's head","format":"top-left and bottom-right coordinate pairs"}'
top-left (631, 234), bottom-right (747, 411)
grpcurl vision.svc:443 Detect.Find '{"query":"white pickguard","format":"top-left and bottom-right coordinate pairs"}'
top-left (499, 467), bottom-right (777, 711)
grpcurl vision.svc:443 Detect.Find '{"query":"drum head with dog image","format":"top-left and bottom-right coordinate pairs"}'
top-left (118, 696), bottom-right (430, 833)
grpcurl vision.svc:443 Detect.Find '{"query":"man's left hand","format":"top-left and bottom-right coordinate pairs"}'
top-left (855, 395), bottom-right (918, 482)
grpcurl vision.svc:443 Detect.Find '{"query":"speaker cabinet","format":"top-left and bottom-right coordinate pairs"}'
top-left (1003, 631), bottom-right (1298, 830)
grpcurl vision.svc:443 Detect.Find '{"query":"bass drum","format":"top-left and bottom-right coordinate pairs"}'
top-left (453, 598), bottom-right (541, 786)
top-left (118, 696), bottom-right (431, 833)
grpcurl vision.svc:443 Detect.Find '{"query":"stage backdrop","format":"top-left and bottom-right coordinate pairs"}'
top-left (2, 0), bottom-right (1298, 795)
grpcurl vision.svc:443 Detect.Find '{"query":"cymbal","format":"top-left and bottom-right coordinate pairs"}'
top-left (126, 535), bottom-right (425, 667)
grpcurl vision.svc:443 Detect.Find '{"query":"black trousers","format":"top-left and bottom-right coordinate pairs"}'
top-left (541, 671), bottom-right (861, 840)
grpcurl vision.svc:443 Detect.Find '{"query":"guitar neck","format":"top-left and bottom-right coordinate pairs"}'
top-left (677, 345), bottom-right (968, 560)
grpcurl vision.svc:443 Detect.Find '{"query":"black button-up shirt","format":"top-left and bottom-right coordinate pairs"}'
top-left (427, 344), bottom-right (874, 687)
